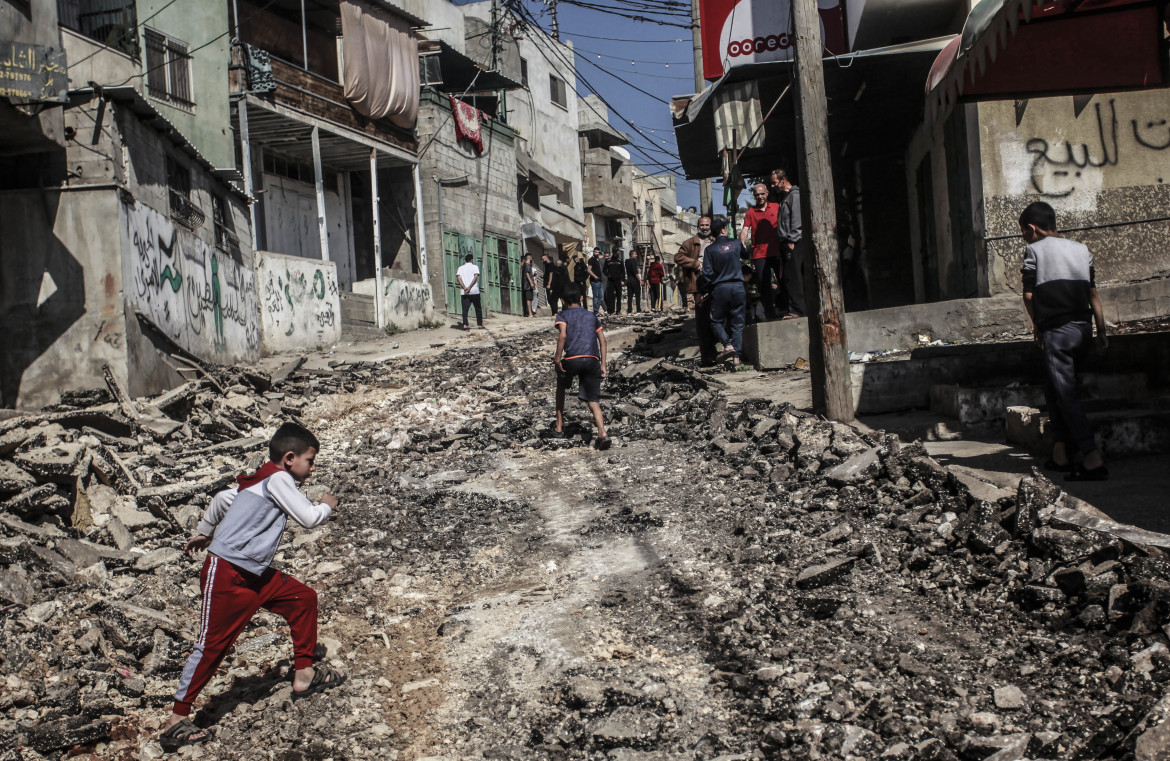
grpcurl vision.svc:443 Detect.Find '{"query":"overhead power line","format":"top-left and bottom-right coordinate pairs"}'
top-left (511, 4), bottom-right (685, 174)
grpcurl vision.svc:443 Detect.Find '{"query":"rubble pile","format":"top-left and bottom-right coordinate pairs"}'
top-left (3, 322), bottom-right (1170, 760)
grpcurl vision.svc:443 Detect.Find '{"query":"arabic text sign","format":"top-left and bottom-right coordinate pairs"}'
top-left (0, 41), bottom-right (67, 103)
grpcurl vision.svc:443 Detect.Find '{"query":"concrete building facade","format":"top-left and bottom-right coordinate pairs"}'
top-left (579, 95), bottom-right (635, 256)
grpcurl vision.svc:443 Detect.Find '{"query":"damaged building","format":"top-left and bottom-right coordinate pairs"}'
top-left (0, 0), bottom-right (431, 409)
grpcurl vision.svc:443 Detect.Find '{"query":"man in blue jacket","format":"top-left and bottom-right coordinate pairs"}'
top-left (701, 216), bottom-right (748, 367)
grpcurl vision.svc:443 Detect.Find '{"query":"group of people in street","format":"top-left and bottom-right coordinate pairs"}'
top-left (517, 248), bottom-right (675, 320)
top-left (671, 166), bottom-right (805, 368)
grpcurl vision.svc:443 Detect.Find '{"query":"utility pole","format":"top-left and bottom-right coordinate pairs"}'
top-left (791, 0), bottom-right (853, 421)
top-left (549, 0), bottom-right (560, 41)
top-left (490, 0), bottom-right (499, 69)
top-left (691, 0), bottom-right (712, 216)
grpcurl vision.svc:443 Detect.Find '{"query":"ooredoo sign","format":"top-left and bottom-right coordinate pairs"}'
top-left (700, 0), bottom-right (849, 80)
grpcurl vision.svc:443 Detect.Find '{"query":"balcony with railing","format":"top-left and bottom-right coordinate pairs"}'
top-left (57, 0), bottom-right (139, 58)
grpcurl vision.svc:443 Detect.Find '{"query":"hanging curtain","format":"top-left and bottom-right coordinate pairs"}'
top-left (340, 0), bottom-right (419, 129)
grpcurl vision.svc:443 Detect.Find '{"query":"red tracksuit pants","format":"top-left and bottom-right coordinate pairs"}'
top-left (172, 554), bottom-right (318, 716)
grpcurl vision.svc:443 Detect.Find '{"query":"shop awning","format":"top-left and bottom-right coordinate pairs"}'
top-left (672, 36), bottom-right (951, 180)
top-left (926, 0), bottom-right (1169, 114)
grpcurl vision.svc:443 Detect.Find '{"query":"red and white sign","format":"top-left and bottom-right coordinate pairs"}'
top-left (700, 0), bottom-right (849, 80)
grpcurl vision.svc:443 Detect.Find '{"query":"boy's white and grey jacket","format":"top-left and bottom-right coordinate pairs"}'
top-left (199, 470), bottom-right (332, 575)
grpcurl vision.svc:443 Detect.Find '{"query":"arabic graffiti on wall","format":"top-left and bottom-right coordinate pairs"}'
top-left (256, 251), bottom-right (341, 353)
top-left (122, 199), bottom-right (260, 361)
top-left (1001, 98), bottom-right (1170, 210)
top-left (383, 278), bottom-right (433, 330)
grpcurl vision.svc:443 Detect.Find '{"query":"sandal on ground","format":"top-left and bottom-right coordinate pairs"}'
top-left (596, 436), bottom-right (612, 451)
top-left (1043, 458), bottom-right (1074, 472)
top-left (1066, 465), bottom-right (1109, 482)
top-left (292, 667), bottom-right (347, 700)
top-left (548, 430), bottom-right (566, 439)
top-left (159, 718), bottom-right (211, 752)
top-left (716, 347), bottom-right (737, 363)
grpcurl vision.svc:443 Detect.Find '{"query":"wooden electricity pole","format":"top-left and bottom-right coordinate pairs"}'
top-left (691, 0), bottom-right (713, 216)
top-left (791, 0), bottom-right (853, 421)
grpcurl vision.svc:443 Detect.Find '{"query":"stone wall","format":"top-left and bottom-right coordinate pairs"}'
top-left (255, 250), bottom-right (341, 354)
top-left (979, 91), bottom-right (1170, 295)
top-left (0, 189), bottom-right (124, 409)
top-left (121, 198), bottom-right (260, 366)
top-left (746, 276), bottom-right (1170, 370)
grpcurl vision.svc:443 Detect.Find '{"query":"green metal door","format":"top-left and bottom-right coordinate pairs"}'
top-left (505, 238), bottom-right (521, 314)
top-left (442, 230), bottom-right (461, 314)
top-left (484, 235), bottom-right (503, 312)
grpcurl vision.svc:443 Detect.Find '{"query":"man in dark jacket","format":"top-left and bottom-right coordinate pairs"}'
top-left (588, 248), bottom-right (605, 316)
top-left (701, 216), bottom-right (748, 367)
top-left (573, 255), bottom-right (590, 310)
top-left (771, 168), bottom-right (805, 318)
top-left (625, 251), bottom-right (643, 313)
top-left (674, 216), bottom-right (717, 366)
top-left (604, 250), bottom-right (625, 315)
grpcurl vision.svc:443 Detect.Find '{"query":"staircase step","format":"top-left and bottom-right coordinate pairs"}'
top-left (1005, 404), bottom-right (1170, 457)
top-left (339, 292), bottom-right (376, 323)
top-left (931, 372), bottom-right (1152, 428)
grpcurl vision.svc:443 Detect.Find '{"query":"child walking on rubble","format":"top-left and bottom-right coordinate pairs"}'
top-left (1020, 201), bottom-right (1110, 481)
top-left (552, 283), bottom-right (611, 449)
top-left (159, 422), bottom-right (344, 751)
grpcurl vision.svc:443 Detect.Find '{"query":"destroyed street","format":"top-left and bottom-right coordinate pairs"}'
top-left (3, 318), bottom-right (1170, 760)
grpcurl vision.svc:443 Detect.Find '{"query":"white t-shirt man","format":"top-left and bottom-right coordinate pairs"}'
top-left (457, 261), bottom-right (481, 295)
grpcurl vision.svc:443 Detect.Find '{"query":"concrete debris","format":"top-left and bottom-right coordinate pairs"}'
top-left (2, 315), bottom-right (1170, 759)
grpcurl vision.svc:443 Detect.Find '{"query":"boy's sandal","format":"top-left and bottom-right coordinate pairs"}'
top-left (292, 667), bottom-right (347, 700)
top-left (596, 436), bottom-right (612, 451)
top-left (159, 719), bottom-right (211, 751)
top-left (1043, 459), bottom-right (1074, 472)
top-left (1066, 465), bottom-right (1109, 482)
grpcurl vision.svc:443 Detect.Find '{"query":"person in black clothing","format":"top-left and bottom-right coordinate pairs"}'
top-left (545, 256), bottom-right (568, 313)
top-left (588, 248), bottom-right (605, 316)
top-left (624, 251), bottom-right (642, 313)
top-left (604, 250), bottom-right (625, 315)
top-left (541, 253), bottom-right (556, 314)
top-left (573, 256), bottom-right (590, 311)
top-left (701, 216), bottom-right (748, 366)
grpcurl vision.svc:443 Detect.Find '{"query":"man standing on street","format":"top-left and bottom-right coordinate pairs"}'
top-left (625, 250), bottom-right (643, 313)
top-left (702, 216), bottom-right (748, 367)
top-left (605, 249), bottom-right (625, 315)
top-left (674, 215), bottom-right (718, 366)
top-left (647, 255), bottom-right (665, 311)
top-left (456, 253), bottom-right (485, 330)
top-left (573, 253), bottom-right (590, 311)
top-left (740, 182), bottom-right (783, 320)
top-left (541, 253), bottom-right (556, 315)
top-left (772, 168), bottom-right (805, 318)
top-left (588, 247), bottom-right (605, 316)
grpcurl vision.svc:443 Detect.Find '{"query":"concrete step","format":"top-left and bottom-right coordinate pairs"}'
top-left (1005, 404), bottom-right (1170, 457)
top-left (340, 321), bottom-right (385, 343)
top-left (931, 372), bottom-right (1151, 429)
top-left (339, 292), bottom-right (376, 323)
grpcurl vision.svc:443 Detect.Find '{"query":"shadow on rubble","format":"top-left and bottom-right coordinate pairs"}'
top-left (194, 662), bottom-right (289, 727)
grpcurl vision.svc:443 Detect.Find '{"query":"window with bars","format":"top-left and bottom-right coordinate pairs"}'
top-left (144, 28), bottom-right (193, 107)
top-left (213, 195), bottom-right (242, 258)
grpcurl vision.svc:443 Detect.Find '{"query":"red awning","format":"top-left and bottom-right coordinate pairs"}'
top-left (926, 0), bottom-right (1169, 114)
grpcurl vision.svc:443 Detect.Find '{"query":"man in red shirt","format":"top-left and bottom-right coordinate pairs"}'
top-left (739, 182), bottom-right (783, 320)
top-left (646, 255), bottom-right (666, 311)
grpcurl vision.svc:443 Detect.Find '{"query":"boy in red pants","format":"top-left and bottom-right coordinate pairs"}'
top-left (160, 422), bottom-right (343, 750)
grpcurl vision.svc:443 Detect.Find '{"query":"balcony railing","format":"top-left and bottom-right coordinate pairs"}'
top-left (58, 0), bottom-right (139, 58)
